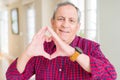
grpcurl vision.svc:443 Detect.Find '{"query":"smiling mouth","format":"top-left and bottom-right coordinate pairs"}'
top-left (59, 29), bottom-right (69, 33)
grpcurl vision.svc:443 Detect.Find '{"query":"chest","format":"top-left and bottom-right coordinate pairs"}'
top-left (34, 57), bottom-right (91, 80)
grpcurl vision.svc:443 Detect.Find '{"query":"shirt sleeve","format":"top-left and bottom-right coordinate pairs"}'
top-left (89, 44), bottom-right (117, 80)
top-left (6, 57), bottom-right (36, 80)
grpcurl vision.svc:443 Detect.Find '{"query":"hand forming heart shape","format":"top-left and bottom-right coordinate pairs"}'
top-left (25, 27), bottom-right (75, 60)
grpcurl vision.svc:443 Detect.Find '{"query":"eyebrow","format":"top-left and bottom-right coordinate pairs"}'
top-left (57, 16), bottom-right (64, 18)
top-left (57, 16), bottom-right (76, 20)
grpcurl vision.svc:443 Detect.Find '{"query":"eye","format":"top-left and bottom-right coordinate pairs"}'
top-left (69, 19), bottom-right (75, 23)
top-left (57, 17), bottom-right (64, 21)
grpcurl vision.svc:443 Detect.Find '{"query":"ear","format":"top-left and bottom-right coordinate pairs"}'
top-left (77, 22), bottom-right (81, 32)
top-left (51, 19), bottom-right (54, 26)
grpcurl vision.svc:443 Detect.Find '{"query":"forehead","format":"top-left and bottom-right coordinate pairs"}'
top-left (55, 5), bottom-right (78, 18)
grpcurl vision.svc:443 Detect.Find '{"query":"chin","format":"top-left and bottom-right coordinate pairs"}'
top-left (60, 36), bottom-right (75, 44)
top-left (58, 34), bottom-right (71, 43)
top-left (61, 37), bottom-right (70, 43)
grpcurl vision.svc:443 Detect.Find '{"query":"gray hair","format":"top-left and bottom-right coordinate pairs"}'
top-left (52, 1), bottom-right (81, 23)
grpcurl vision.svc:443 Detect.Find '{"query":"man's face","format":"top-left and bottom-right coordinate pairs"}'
top-left (51, 5), bottom-right (80, 44)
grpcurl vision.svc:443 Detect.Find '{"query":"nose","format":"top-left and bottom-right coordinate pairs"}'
top-left (62, 19), bottom-right (69, 28)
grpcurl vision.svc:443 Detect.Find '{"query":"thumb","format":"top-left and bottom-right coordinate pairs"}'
top-left (42, 52), bottom-right (51, 60)
top-left (50, 52), bottom-right (59, 59)
top-left (44, 35), bottom-right (52, 42)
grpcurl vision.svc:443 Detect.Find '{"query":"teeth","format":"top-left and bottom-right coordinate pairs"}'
top-left (59, 30), bottom-right (69, 33)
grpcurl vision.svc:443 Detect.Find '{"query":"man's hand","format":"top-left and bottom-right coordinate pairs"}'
top-left (25, 27), bottom-right (51, 59)
top-left (47, 27), bottom-right (75, 59)
top-left (24, 26), bottom-right (75, 60)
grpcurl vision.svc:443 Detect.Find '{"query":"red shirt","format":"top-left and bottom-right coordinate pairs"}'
top-left (6, 36), bottom-right (117, 80)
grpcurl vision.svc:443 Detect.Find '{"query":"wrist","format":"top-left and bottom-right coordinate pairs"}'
top-left (70, 47), bottom-right (83, 62)
top-left (21, 51), bottom-right (33, 59)
top-left (70, 48), bottom-right (76, 56)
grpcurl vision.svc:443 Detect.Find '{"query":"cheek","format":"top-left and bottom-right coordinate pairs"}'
top-left (72, 27), bottom-right (78, 33)
top-left (53, 24), bottom-right (61, 31)
top-left (52, 26), bottom-right (59, 34)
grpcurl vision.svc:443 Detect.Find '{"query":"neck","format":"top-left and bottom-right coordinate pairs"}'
top-left (65, 36), bottom-right (76, 44)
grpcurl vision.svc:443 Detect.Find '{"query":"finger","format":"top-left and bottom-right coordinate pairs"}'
top-left (45, 36), bottom-right (53, 42)
top-left (33, 27), bottom-right (47, 40)
top-left (48, 36), bottom-right (53, 41)
top-left (37, 27), bottom-right (47, 36)
top-left (42, 52), bottom-right (51, 59)
top-left (47, 27), bottom-right (62, 43)
top-left (50, 52), bottom-right (59, 59)
top-left (37, 27), bottom-right (48, 38)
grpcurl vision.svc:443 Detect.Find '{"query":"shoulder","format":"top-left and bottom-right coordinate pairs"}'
top-left (74, 36), bottom-right (100, 53)
top-left (75, 36), bottom-right (99, 46)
